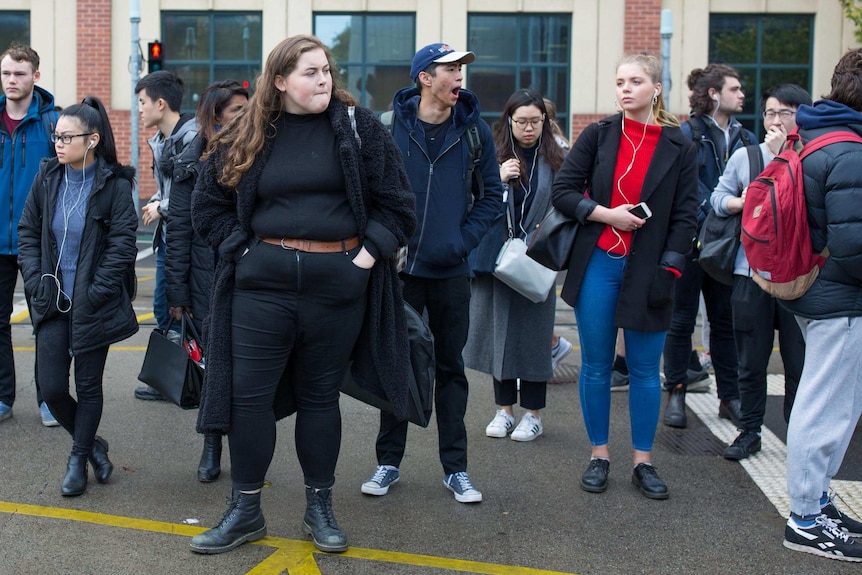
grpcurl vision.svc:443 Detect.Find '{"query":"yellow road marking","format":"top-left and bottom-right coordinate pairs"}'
top-left (0, 501), bottom-right (578, 575)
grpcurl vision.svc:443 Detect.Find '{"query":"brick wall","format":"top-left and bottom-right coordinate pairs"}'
top-left (77, 0), bottom-right (154, 202)
top-left (624, 0), bottom-right (662, 55)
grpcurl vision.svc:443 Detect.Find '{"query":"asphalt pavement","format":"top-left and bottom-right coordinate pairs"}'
top-left (1, 246), bottom-right (860, 575)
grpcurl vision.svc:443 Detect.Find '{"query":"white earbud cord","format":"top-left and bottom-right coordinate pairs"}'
top-left (41, 146), bottom-right (91, 313)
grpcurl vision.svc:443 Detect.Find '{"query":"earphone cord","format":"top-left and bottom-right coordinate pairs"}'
top-left (508, 124), bottom-right (541, 237)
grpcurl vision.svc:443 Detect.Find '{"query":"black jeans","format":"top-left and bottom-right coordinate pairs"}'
top-left (376, 274), bottom-right (471, 475)
top-left (732, 276), bottom-right (803, 430)
top-left (37, 315), bottom-right (109, 456)
top-left (494, 378), bottom-right (547, 410)
top-left (0, 255), bottom-right (44, 407)
top-left (229, 241), bottom-right (368, 491)
top-left (663, 253), bottom-right (739, 399)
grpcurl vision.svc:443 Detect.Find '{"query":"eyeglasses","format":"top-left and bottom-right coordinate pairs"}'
top-left (51, 132), bottom-right (94, 144)
top-left (762, 110), bottom-right (795, 121)
top-left (511, 117), bottom-right (544, 128)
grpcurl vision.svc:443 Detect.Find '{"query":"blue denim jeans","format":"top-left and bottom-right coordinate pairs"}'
top-left (574, 248), bottom-right (666, 451)
top-left (153, 238), bottom-right (169, 331)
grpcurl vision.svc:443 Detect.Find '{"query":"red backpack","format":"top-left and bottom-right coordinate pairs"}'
top-left (741, 130), bottom-right (862, 300)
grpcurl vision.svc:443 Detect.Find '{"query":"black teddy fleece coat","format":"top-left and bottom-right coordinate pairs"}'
top-left (192, 99), bottom-right (417, 433)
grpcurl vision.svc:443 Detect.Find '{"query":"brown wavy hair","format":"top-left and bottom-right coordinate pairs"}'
top-left (825, 48), bottom-right (862, 112)
top-left (209, 35), bottom-right (356, 188)
top-left (686, 63), bottom-right (739, 117)
top-left (617, 53), bottom-right (679, 128)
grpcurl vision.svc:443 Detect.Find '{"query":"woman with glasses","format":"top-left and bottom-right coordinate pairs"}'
top-left (17, 96), bottom-right (138, 496)
top-left (552, 54), bottom-right (697, 499)
top-left (465, 89), bottom-right (566, 442)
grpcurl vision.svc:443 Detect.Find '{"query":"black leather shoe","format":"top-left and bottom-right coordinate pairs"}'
top-left (718, 398), bottom-right (743, 426)
top-left (190, 490), bottom-right (267, 554)
top-left (723, 430), bottom-right (762, 460)
top-left (134, 385), bottom-right (167, 401)
top-left (88, 436), bottom-right (113, 484)
top-left (631, 463), bottom-right (669, 500)
top-left (303, 487), bottom-right (348, 553)
top-left (663, 384), bottom-right (687, 428)
top-left (62, 454), bottom-right (88, 497)
top-left (580, 458), bottom-right (610, 493)
top-left (198, 433), bottom-right (223, 482)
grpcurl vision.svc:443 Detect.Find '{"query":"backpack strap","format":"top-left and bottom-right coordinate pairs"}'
top-left (465, 123), bottom-right (484, 201)
top-left (745, 144), bottom-right (764, 187)
top-left (799, 131), bottom-right (862, 160)
top-left (41, 110), bottom-right (59, 158)
top-left (380, 110), bottom-right (394, 134)
top-left (347, 105), bottom-right (362, 149)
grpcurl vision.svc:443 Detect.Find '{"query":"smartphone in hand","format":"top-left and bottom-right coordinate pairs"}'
top-left (629, 202), bottom-right (652, 220)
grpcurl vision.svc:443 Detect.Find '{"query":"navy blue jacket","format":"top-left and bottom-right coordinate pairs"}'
top-left (391, 87), bottom-right (504, 278)
top-left (681, 115), bottom-right (755, 227)
top-left (0, 85), bottom-right (57, 254)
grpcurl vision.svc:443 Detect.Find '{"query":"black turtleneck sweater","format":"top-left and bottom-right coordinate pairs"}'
top-left (252, 112), bottom-right (357, 241)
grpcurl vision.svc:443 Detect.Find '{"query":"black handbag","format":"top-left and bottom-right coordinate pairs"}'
top-left (697, 211), bottom-right (741, 286)
top-left (697, 145), bottom-right (763, 286)
top-left (137, 313), bottom-right (204, 409)
top-left (525, 206), bottom-right (579, 271)
top-left (340, 302), bottom-right (435, 427)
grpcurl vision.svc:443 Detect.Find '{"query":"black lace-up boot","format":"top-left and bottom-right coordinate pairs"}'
top-left (189, 490), bottom-right (267, 554)
top-left (303, 486), bottom-right (348, 553)
top-left (197, 433), bottom-right (222, 482)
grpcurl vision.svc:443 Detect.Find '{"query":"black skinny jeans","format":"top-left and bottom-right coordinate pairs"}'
top-left (37, 315), bottom-right (109, 456)
top-left (731, 275), bottom-right (803, 430)
top-left (663, 253), bottom-right (739, 399)
top-left (376, 274), bottom-right (471, 475)
top-left (229, 240), bottom-right (368, 491)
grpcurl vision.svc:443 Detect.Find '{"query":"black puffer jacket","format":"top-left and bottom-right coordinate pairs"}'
top-left (18, 158), bottom-right (139, 353)
top-left (165, 135), bottom-right (213, 335)
top-left (782, 100), bottom-right (862, 319)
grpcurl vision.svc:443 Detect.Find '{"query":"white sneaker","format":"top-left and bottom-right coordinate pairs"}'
top-left (551, 337), bottom-right (573, 371)
top-left (485, 410), bottom-right (515, 438)
top-left (511, 413), bottom-right (543, 442)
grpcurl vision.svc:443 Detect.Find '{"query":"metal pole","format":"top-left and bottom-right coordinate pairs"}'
top-left (130, 0), bottom-right (141, 209)
top-left (660, 9), bottom-right (673, 100)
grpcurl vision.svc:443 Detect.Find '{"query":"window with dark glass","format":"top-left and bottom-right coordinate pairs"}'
top-left (0, 11), bottom-right (30, 50)
top-left (710, 13), bottom-right (813, 138)
top-left (467, 13), bottom-right (571, 136)
top-left (314, 13), bottom-right (415, 113)
top-left (160, 12), bottom-right (262, 113)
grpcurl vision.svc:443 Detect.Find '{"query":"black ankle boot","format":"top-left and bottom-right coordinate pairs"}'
top-left (88, 436), bottom-right (113, 484)
top-left (61, 454), bottom-right (88, 497)
top-left (189, 490), bottom-right (267, 554)
top-left (197, 434), bottom-right (222, 482)
top-left (303, 486), bottom-right (348, 553)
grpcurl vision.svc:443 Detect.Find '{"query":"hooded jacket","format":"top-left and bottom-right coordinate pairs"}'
top-left (781, 99), bottom-right (862, 319)
top-left (17, 157), bottom-right (139, 354)
top-left (390, 87), bottom-right (504, 278)
top-left (0, 85), bottom-right (57, 254)
top-left (192, 98), bottom-right (416, 433)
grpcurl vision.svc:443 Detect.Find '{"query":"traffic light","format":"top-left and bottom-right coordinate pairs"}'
top-left (147, 41), bottom-right (163, 74)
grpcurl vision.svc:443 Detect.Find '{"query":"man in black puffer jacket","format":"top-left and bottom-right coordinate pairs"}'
top-left (781, 48), bottom-right (862, 563)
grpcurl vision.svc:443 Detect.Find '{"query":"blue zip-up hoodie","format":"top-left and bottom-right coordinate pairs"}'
top-left (391, 87), bottom-right (504, 278)
top-left (0, 85), bottom-right (57, 254)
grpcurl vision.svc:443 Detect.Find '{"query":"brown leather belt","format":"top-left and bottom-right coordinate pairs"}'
top-left (258, 236), bottom-right (360, 253)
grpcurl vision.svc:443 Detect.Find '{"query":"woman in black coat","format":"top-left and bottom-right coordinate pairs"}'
top-left (165, 80), bottom-right (248, 483)
top-left (552, 54), bottom-right (697, 500)
top-left (189, 36), bottom-right (415, 556)
top-left (17, 97), bottom-right (138, 497)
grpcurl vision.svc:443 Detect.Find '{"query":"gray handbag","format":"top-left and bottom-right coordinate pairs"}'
top-left (493, 191), bottom-right (557, 303)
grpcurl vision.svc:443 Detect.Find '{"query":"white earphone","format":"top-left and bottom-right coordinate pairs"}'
top-left (712, 93), bottom-right (719, 102)
top-left (654, 89), bottom-right (659, 98)
top-left (88, 140), bottom-right (96, 149)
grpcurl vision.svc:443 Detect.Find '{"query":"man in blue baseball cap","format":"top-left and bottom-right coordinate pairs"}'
top-left (360, 43), bottom-right (502, 504)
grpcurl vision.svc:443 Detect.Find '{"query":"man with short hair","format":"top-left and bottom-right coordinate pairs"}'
top-left (0, 42), bottom-right (58, 425)
top-left (709, 84), bottom-right (811, 460)
top-left (133, 70), bottom-right (198, 401)
top-left (360, 43), bottom-right (503, 503)
top-left (662, 63), bottom-right (755, 429)
top-left (781, 48), bottom-right (862, 562)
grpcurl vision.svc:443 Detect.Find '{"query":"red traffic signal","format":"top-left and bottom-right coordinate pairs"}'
top-left (147, 41), bottom-right (163, 73)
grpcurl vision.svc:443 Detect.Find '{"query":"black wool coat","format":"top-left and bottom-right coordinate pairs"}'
top-left (551, 114), bottom-right (698, 332)
top-left (192, 99), bottom-right (417, 433)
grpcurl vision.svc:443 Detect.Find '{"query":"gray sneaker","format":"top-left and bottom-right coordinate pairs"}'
top-left (361, 465), bottom-right (400, 496)
top-left (610, 370), bottom-right (630, 392)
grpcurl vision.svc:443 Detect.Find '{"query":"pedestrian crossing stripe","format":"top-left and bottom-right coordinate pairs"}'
top-left (0, 501), bottom-right (578, 575)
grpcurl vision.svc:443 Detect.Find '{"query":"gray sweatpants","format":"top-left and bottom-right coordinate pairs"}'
top-left (786, 316), bottom-right (862, 517)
